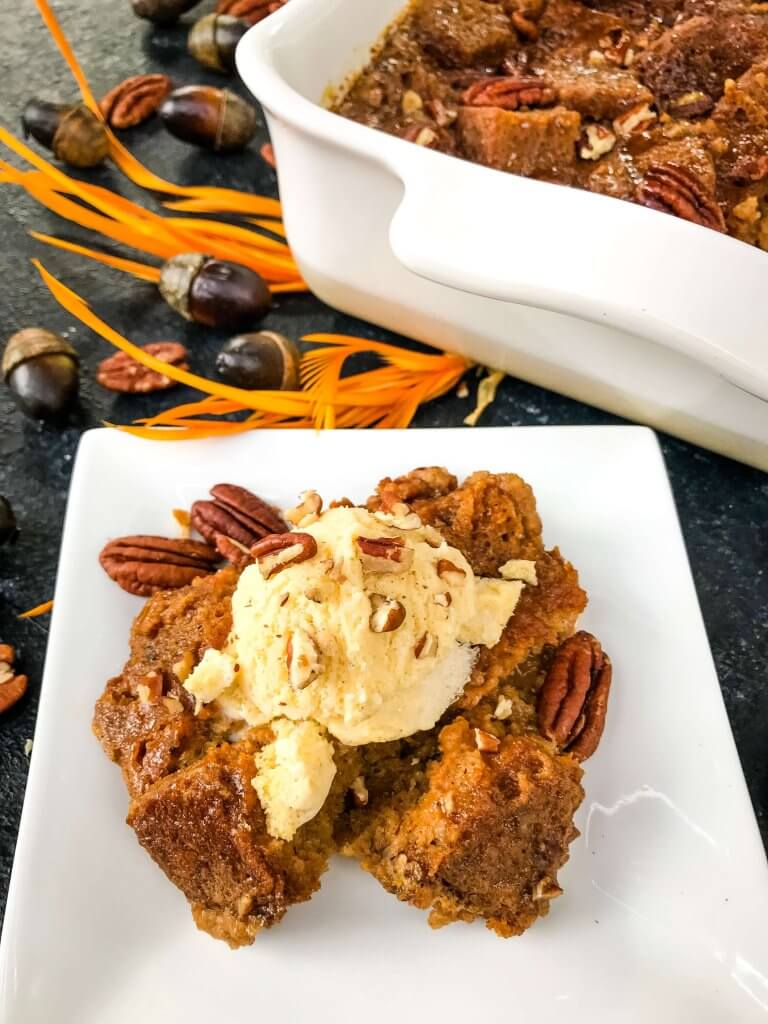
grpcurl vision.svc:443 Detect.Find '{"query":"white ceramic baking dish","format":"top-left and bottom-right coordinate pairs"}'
top-left (237, 0), bottom-right (768, 470)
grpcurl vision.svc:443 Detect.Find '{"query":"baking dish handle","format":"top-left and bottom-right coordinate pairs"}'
top-left (388, 155), bottom-right (768, 401)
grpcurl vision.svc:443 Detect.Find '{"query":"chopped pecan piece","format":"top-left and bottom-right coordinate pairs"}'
top-left (537, 631), bottom-right (612, 761)
top-left (474, 728), bottom-right (501, 753)
top-left (369, 594), bottom-right (407, 633)
top-left (401, 124), bottom-right (442, 148)
top-left (251, 532), bottom-right (317, 579)
top-left (667, 90), bottom-right (714, 119)
top-left (285, 490), bottom-right (323, 527)
top-left (96, 342), bottom-right (188, 393)
top-left (286, 628), bottom-right (320, 689)
top-left (191, 483), bottom-right (288, 568)
top-left (579, 124), bottom-right (616, 160)
top-left (635, 163), bottom-right (726, 232)
top-left (99, 535), bottom-right (219, 597)
top-left (462, 76), bottom-right (556, 111)
top-left (436, 558), bottom-right (467, 584)
top-left (99, 74), bottom-right (172, 130)
top-left (357, 536), bottom-right (415, 573)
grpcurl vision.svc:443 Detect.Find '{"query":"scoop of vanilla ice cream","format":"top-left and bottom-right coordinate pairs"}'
top-left (209, 505), bottom-right (524, 745)
top-left (252, 718), bottom-right (336, 841)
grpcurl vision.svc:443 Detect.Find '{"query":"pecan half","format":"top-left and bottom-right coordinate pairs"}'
top-left (537, 631), bottom-right (612, 761)
top-left (357, 536), bottom-right (415, 573)
top-left (216, 0), bottom-right (286, 24)
top-left (251, 532), bottom-right (317, 578)
top-left (635, 164), bottom-right (726, 233)
top-left (99, 535), bottom-right (219, 597)
top-left (99, 74), bottom-right (172, 130)
top-left (96, 342), bottom-right (188, 393)
top-left (462, 76), bottom-right (556, 111)
top-left (191, 483), bottom-right (288, 568)
top-left (0, 645), bottom-right (27, 715)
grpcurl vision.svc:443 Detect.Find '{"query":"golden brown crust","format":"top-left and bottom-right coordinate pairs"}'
top-left (371, 468), bottom-right (543, 574)
top-left (92, 568), bottom-right (238, 798)
top-left (344, 717), bottom-right (583, 936)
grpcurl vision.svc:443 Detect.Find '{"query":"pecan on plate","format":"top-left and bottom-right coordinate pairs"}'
top-left (462, 76), bottom-right (556, 111)
top-left (0, 644), bottom-right (28, 715)
top-left (99, 535), bottom-right (219, 597)
top-left (191, 484), bottom-right (288, 569)
top-left (635, 164), bottom-right (726, 233)
top-left (99, 74), bottom-right (172, 130)
top-left (96, 342), bottom-right (188, 393)
top-left (537, 631), bottom-right (612, 761)
top-left (216, 0), bottom-right (286, 24)
top-left (251, 532), bottom-right (317, 579)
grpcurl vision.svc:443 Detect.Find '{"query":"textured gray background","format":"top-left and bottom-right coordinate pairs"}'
top-left (0, 0), bottom-right (766, 934)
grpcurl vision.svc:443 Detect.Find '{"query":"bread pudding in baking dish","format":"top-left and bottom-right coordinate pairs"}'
top-left (94, 467), bottom-right (613, 947)
top-left (332, 0), bottom-right (768, 247)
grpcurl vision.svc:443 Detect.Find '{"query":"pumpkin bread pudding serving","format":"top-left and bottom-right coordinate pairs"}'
top-left (94, 467), bottom-right (613, 947)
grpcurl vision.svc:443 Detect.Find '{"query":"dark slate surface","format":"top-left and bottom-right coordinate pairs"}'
top-left (0, 0), bottom-right (766, 934)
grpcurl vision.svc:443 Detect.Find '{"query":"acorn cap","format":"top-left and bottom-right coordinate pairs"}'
top-left (256, 331), bottom-right (300, 390)
top-left (159, 252), bottom-right (208, 320)
top-left (217, 89), bottom-right (257, 151)
top-left (2, 328), bottom-right (78, 381)
top-left (188, 13), bottom-right (249, 73)
top-left (52, 105), bottom-right (109, 169)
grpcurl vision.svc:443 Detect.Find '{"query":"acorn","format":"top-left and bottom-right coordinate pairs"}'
top-left (2, 328), bottom-right (79, 421)
top-left (216, 332), bottom-right (300, 390)
top-left (130, 0), bottom-right (202, 25)
top-left (159, 85), bottom-right (257, 151)
top-left (188, 13), bottom-right (249, 73)
top-left (159, 254), bottom-right (272, 329)
top-left (21, 100), bottom-right (109, 169)
top-left (0, 497), bottom-right (18, 547)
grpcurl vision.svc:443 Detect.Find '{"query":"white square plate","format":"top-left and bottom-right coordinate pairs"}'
top-left (1, 426), bottom-right (766, 1023)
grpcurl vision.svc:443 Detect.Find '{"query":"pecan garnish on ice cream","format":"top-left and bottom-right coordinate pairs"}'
top-left (191, 483), bottom-right (288, 568)
top-left (99, 535), bottom-right (219, 596)
top-left (537, 631), bottom-right (612, 761)
top-left (357, 536), bottom-right (415, 573)
top-left (635, 164), bottom-right (726, 232)
top-left (251, 532), bottom-right (318, 579)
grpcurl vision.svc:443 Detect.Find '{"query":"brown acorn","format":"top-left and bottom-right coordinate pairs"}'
top-left (159, 254), bottom-right (272, 329)
top-left (2, 328), bottom-right (79, 421)
top-left (130, 0), bottom-right (202, 24)
top-left (21, 100), bottom-right (108, 169)
top-left (159, 85), bottom-right (257, 151)
top-left (216, 332), bottom-right (300, 390)
top-left (188, 13), bottom-right (249, 73)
